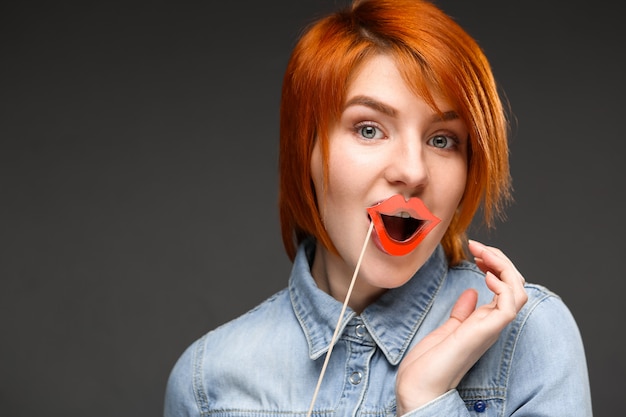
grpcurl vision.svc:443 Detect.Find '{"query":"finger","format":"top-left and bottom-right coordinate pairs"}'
top-left (449, 289), bottom-right (478, 323)
top-left (469, 240), bottom-right (526, 287)
top-left (403, 289), bottom-right (478, 363)
top-left (430, 289), bottom-right (479, 346)
top-left (484, 272), bottom-right (519, 318)
top-left (480, 251), bottom-right (527, 310)
top-left (468, 240), bottom-right (522, 308)
top-left (469, 240), bottom-right (527, 311)
top-left (479, 249), bottom-right (522, 284)
top-left (468, 240), bottom-right (499, 275)
top-left (468, 239), bottom-right (505, 257)
top-left (468, 240), bottom-right (512, 268)
top-left (486, 276), bottom-right (527, 314)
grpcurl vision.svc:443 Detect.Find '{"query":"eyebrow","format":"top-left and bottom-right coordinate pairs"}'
top-left (344, 95), bottom-right (459, 122)
top-left (433, 110), bottom-right (460, 122)
top-left (344, 95), bottom-right (397, 117)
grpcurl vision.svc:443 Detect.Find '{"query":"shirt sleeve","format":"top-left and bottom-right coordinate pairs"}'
top-left (503, 293), bottom-right (592, 416)
top-left (163, 339), bottom-right (204, 417)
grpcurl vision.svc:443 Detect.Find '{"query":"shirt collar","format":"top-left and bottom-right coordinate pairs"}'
top-left (289, 239), bottom-right (448, 365)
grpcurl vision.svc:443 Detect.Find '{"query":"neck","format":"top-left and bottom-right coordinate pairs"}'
top-left (311, 244), bottom-right (386, 314)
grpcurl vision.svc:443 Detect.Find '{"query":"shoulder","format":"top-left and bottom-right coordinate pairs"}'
top-left (177, 287), bottom-right (295, 364)
top-left (512, 283), bottom-right (586, 363)
top-left (460, 281), bottom-right (591, 410)
top-left (502, 284), bottom-right (591, 413)
top-left (482, 281), bottom-right (584, 367)
top-left (164, 288), bottom-right (298, 415)
top-left (513, 283), bottom-right (582, 349)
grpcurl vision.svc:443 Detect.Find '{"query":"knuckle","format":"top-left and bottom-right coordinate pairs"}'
top-left (519, 290), bottom-right (529, 305)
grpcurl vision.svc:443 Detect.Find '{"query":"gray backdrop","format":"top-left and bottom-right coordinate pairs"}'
top-left (2, 1), bottom-right (624, 416)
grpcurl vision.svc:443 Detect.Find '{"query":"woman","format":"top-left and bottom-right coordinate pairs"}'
top-left (164, 0), bottom-right (592, 415)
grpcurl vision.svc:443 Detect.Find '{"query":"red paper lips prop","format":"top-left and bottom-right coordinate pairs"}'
top-left (366, 194), bottom-right (441, 256)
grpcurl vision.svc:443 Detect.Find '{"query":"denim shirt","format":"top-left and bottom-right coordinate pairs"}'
top-left (164, 241), bottom-right (592, 416)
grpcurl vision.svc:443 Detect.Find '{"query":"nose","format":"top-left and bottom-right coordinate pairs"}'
top-left (384, 139), bottom-right (429, 191)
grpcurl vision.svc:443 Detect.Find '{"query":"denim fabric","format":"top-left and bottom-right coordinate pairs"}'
top-left (164, 241), bottom-right (592, 416)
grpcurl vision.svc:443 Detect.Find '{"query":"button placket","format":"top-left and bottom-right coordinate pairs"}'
top-left (349, 371), bottom-right (363, 385)
top-left (337, 317), bottom-right (377, 410)
top-left (355, 323), bottom-right (367, 337)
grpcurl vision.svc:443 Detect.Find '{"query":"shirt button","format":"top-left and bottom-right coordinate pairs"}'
top-left (355, 323), bottom-right (367, 337)
top-left (349, 371), bottom-right (362, 385)
top-left (473, 400), bottom-right (486, 412)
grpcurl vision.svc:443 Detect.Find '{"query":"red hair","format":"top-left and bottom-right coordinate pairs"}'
top-left (279, 0), bottom-right (511, 265)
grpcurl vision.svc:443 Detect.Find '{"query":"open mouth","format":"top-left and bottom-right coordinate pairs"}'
top-left (366, 195), bottom-right (440, 256)
top-left (380, 212), bottom-right (425, 242)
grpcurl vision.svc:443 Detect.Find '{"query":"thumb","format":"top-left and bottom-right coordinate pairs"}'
top-left (449, 289), bottom-right (478, 323)
top-left (401, 289), bottom-right (478, 365)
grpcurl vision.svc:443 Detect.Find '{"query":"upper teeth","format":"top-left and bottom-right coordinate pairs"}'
top-left (394, 211), bottom-right (411, 218)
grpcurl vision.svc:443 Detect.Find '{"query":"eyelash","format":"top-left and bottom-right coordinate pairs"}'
top-left (354, 122), bottom-right (385, 140)
top-left (428, 134), bottom-right (460, 150)
top-left (353, 121), bottom-right (460, 150)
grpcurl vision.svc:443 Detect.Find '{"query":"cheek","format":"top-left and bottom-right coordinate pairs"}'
top-left (454, 169), bottom-right (468, 204)
top-left (321, 148), bottom-right (360, 204)
top-left (327, 164), bottom-right (359, 200)
top-left (437, 163), bottom-right (468, 218)
top-left (310, 143), bottom-right (355, 225)
top-left (310, 143), bottom-right (324, 203)
top-left (451, 175), bottom-right (467, 211)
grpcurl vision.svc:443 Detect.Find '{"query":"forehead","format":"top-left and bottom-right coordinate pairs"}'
top-left (344, 53), bottom-right (453, 114)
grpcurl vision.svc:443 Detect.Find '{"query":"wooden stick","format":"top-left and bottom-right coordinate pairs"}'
top-left (305, 220), bottom-right (374, 417)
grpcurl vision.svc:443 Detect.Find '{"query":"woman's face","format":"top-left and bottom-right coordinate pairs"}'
top-left (310, 54), bottom-right (468, 307)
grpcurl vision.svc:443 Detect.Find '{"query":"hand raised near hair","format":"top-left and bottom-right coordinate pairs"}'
top-left (395, 240), bottom-right (528, 415)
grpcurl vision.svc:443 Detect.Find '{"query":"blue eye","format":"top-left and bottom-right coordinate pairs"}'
top-left (360, 125), bottom-right (378, 139)
top-left (429, 134), bottom-right (455, 149)
top-left (356, 124), bottom-right (384, 140)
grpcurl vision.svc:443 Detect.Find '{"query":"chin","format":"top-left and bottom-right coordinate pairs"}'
top-left (383, 239), bottom-right (438, 279)
top-left (361, 255), bottom-right (427, 289)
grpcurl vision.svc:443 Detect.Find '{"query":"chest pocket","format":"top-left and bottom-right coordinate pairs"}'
top-left (459, 388), bottom-right (504, 416)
